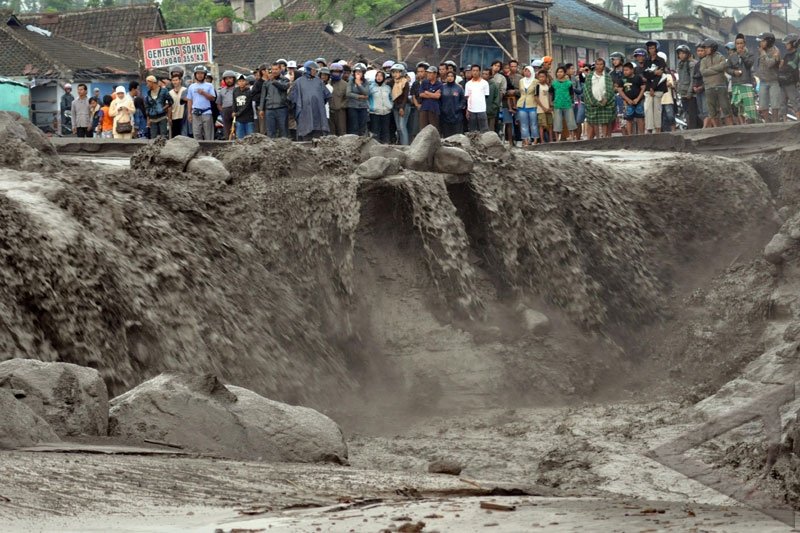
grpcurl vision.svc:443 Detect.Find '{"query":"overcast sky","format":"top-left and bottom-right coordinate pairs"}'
top-left (585, 0), bottom-right (800, 24)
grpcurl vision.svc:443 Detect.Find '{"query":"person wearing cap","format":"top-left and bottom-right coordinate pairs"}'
top-left (231, 73), bottom-right (255, 139)
top-left (418, 65), bottom-right (443, 131)
top-left (144, 74), bottom-right (173, 139)
top-left (169, 72), bottom-right (188, 138)
top-left (700, 40), bottom-right (733, 128)
top-left (289, 60), bottom-right (330, 140)
top-left (69, 83), bottom-right (91, 138)
top-left (757, 31), bottom-right (781, 122)
top-left (259, 62), bottom-right (290, 139)
top-left (726, 34), bottom-right (757, 124)
top-left (60, 83), bottom-right (74, 136)
top-left (327, 63), bottom-right (348, 135)
top-left (92, 87), bottom-right (101, 100)
top-left (186, 65), bottom-right (217, 141)
top-left (109, 86), bottom-right (135, 139)
top-left (675, 45), bottom-right (699, 129)
top-left (692, 42), bottom-right (708, 127)
top-left (778, 34), bottom-right (799, 121)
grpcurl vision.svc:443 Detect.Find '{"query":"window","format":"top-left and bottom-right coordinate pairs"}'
top-left (461, 45), bottom-right (504, 70)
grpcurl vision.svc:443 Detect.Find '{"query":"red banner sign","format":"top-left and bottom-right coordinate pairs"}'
top-left (142, 30), bottom-right (213, 70)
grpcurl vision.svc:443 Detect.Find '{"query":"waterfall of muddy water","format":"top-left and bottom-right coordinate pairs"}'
top-left (0, 127), bottom-right (779, 417)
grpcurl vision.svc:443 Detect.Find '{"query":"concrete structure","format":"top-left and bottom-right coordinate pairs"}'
top-left (0, 78), bottom-right (30, 118)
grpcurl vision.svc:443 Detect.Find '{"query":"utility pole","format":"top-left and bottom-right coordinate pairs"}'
top-left (646, 0), bottom-right (651, 18)
top-left (625, 4), bottom-right (634, 20)
top-left (654, 0), bottom-right (659, 17)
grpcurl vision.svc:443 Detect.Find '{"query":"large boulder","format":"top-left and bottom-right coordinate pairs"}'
top-left (368, 144), bottom-right (407, 167)
top-left (405, 125), bottom-right (441, 171)
top-left (186, 155), bottom-right (230, 182)
top-left (0, 358), bottom-right (108, 437)
top-left (0, 388), bottom-right (59, 449)
top-left (0, 111), bottom-right (60, 171)
top-left (356, 156), bottom-right (401, 180)
top-left (156, 135), bottom-right (201, 170)
top-left (109, 372), bottom-right (348, 463)
top-left (433, 146), bottom-right (474, 175)
top-left (765, 233), bottom-right (792, 265)
top-left (475, 131), bottom-right (509, 160)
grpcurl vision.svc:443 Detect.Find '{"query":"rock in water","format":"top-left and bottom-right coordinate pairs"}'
top-left (765, 233), bottom-right (792, 265)
top-left (0, 388), bottom-right (59, 449)
top-left (405, 125), bottom-right (441, 171)
top-left (521, 309), bottom-right (551, 334)
top-left (0, 359), bottom-right (108, 437)
top-left (428, 459), bottom-right (464, 475)
top-left (186, 156), bottom-right (230, 182)
top-left (156, 135), bottom-right (200, 170)
top-left (433, 146), bottom-right (474, 175)
top-left (356, 156), bottom-right (401, 180)
top-left (109, 372), bottom-right (348, 463)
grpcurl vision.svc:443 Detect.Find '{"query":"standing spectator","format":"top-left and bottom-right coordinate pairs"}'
top-left (409, 62), bottom-right (428, 140)
top-left (70, 83), bottom-right (91, 138)
top-left (109, 86), bottom-right (135, 139)
top-left (346, 63), bottom-right (370, 136)
top-left (643, 40), bottom-right (667, 134)
top-left (186, 65), bottom-right (217, 141)
top-left (567, 63), bottom-right (584, 139)
top-left (217, 71), bottom-right (237, 140)
top-left (144, 75), bottom-right (173, 139)
top-left (390, 63), bottom-right (411, 145)
top-left (439, 70), bottom-right (465, 138)
top-left (232, 73), bottom-right (255, 139)
top-left (484, 67), bottom-right (501, 131)
top-left (98, 95), bottom-right (114, 139)
top-left (251, 64), bottom-right (268, 134)
top-left (583, 57), bottom-right (616, 139)
top-left (89, 96), bottom-right (100, 138)
top-left (289, 60), bottom-right (330, 141)
top-left (727, 34), bottom-right (758, 124)
top-left (660, 56), bottom-right (677, 132)
top-left (515, 65), bottom-right (538, 144)
top-left (756, 31), bottom-right (781, 122)
top-left (418, 66), bottom-right (442, 130)
top-left (128, 81), bottom-right (148, 138)
top-left (490, 60), bottom-right (507, 135)
top-left (618, 61), bottom-right (645, 135)
top-left (552, 66), bottom-right (577, 141)
top-left (260, 62), bottom-right (290, 139)
top-left (693, 42), bottom-right (709, 127)
top-left (368, 70), bottom-right (392, 143)
top-left (700, 39), bottom-right (733, 127)
top-left (676, 45), bottom-right (699, 129)
top-left (328, 63), bottom-right (348, 135)
top-left (60, 83), bottom-right (74, 136)
top-left (778, 34), bottom-right (799, 121)
top-left (169, 74), bottom-right (187, 138)
top-left (535, 70), bottom-right (553, 142)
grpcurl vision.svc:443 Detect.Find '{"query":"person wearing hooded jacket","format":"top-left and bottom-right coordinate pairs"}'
top-left (259, 62), bottom-right (290, 138)
top-left (346, 64), bottom-right (370, 136)
top-left (699, 39), bottom-right (733, 127)
top-left (369, 70), bottom-right (393, 143)
top-left (289, 60), bottom-right (330, 140)
top-left (676, 45), bottom-right (699, 129)
top-left (757, 31), bottom-right (782, 121)
top-left (778, 34), bottom-right (799, 121)
top-left (439, 70), bottom-right (465, 139)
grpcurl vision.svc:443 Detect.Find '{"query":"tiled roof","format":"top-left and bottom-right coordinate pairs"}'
top-left (215, 20), bottom-right (388, 70)
top-left (0, 16), bottom-right (139, 79)
top-left (277, 0), bottom-right (389, 41)
top-left (16, 4), bottom-right (166, 58)
top-left (549, 0), bottom-right (642, 40)
top-left (737, 11), bottom-right (800, 36)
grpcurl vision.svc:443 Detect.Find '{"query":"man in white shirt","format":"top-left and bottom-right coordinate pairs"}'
top-left (464, 64), bottom-right (490, 132)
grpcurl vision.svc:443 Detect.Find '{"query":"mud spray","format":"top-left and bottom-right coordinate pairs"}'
top-left (3, 110), bottom-right (800, 515)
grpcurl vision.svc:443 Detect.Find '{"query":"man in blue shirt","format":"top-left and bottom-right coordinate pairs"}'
top-left (418, 65), bottom-right (442, 131)
top-left (186, 65), bottom-right (217, 140)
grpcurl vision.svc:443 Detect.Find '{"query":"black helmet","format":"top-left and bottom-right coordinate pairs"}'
top-left (783, 33), bottom-right (799, 45)
top-left (675, 44), bottom-right (691, 54)
top-left (415, 61), bottom-right (430, 69)
top-left (610, 51), bottom-right (625, 60)
top-left (757, 32), bottom-right (776, 46)
top-left (645, 39), bottom-right (659, 49)
top-left (702, 38), bottom-right (718, 52)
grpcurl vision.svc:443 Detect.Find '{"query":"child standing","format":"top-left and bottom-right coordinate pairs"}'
top-left (98, 95), bottom-right (114, 139)
top-left (232, 74), bottom-right (255, 139)
top-left (551, 66), bottom-right (578, 141)
top-left (535, 70), bottom-right (554, 142)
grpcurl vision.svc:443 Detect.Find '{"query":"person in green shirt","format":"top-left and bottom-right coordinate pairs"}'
top-left (483, 68), bottom-right (501, 131)
top-left (551, 66), bottom-right (577, 141)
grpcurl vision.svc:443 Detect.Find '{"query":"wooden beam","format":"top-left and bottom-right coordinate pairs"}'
top-left (543, 8), bottom-right (552, 56)
top-left (403, 35), bottom-right (425, 62)
top-left (395, 36), bottom-right (402, 62)
top-left (486, 30), bottom-right (514, 60)
top-left (509, 4), bottom-right (518, 60)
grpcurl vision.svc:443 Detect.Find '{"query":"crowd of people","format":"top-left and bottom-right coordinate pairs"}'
top-left (59, 31), bottom-right (799, 145)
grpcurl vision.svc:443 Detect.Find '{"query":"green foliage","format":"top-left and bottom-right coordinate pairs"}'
top-left (664, 0), bottom-right (695, 17)
top-left (160, 0), bottom-right (237, 30)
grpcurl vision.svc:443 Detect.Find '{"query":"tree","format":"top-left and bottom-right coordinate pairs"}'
top-left (160, 0), bottom-right (237, 30)
top-left (602, 0), bottom-right (623, 15)
top-left (731, 8), bottom-right (744, 22)
top-left (664, 0), bottom-right (695, 17)
top-left (272, 0), bottom-right (402, 25)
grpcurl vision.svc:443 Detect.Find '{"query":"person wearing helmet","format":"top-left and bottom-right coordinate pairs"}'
top-left (418, 65), bottom-right (443, 131)
top-left (347, 62), bottom-right (370, 136)
top-left (692, 42), bottom-right (709, 126)
top-left (289, 60), bottom-right (330, 140)
top-left (382, 60), bottom-right (395, 75)
top-left (675, 44), bottom-right (699, 129)
top-left (779, 34), bottom-right (799, 121)
top-left (642, 40), bottom-right (667, 133)
top-left (60, 83), bottom-right (75, 136)
top-left (316, 57), bottom-right (327, 68)
top-left (727, 33), bottom-right (757, 124)
top-left (757, 31), bottom-right (781, 121)
top-left (231, 73), bottom-right (255, 139)
top-left (216, 70), bottom-right (237, 139)
top-left (632, 48), bottom-right (647, 78)
top-left (609, 52), bottom-right (625, 85)
top-left (327, 63), bottom-right (348, 135)
top-left (389, 63), bottom-right (412, 144)
top-left (699, 39), bottom-right (733, 127)
top-left (186, 65), bottom-right (217, 140)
